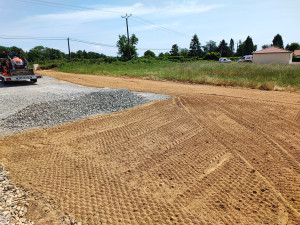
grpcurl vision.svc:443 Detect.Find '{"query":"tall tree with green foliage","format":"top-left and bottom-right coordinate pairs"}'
top-left (117, 34), bottom-right (139, 60)
top-left (158, 52), bottom-right (165, 57)
top-left (236, 40), bottom-right (244, 56)
top-left (0, 46), bottom-right (9, 53)
top-left (243, 36), bottom-right (255, 55)
top-left (0, 46), bottom-right (24, 56)
top-left (179, 48), bottom-right (189, 57)
top-left (28, 46), bottom-right (46, 62)
top-left (144, 50), bottom-right (156, 58)
top-left (44, 48), bottom-right (63, 60)
top-left (229, 38), bottom-right (235, 53)
top-left (236, 37), bottom-right (256, 56)
top-left (286, 43), bottom-right (300, 51)
top-left (170, 44), bottom-right (179, 56)
top-left (189, 34), bottom-right (202, 57)
top-left (218, 40), bottom-right (231, 57)
top-left (272, 34), bottom-right (284, 49)
top-left (203, 40), bottom-right (217, 54)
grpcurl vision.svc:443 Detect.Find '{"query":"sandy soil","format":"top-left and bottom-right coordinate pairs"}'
top-left (0, 70), bottom-right (299, 224)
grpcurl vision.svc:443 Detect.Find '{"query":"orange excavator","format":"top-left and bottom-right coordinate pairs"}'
top-left (0, 51), bottom-right (42, 84)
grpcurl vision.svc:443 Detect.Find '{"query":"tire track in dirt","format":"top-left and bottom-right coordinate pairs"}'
top-left (180, 95), bottom-right (300, 221)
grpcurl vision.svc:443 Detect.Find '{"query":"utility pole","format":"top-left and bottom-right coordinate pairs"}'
top-left (67, 37), bottom-right (71, 61)
top-left (121, 14), bottom-right (132, 59)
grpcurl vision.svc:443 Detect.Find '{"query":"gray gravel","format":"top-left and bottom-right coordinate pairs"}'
top-left (0, 164), bottom-right (33, 225)
top-left (0, 76), bottom-right (169, 137)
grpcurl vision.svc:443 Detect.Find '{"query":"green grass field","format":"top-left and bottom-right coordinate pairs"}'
top-left (56, 60), bottom-right (300, 91)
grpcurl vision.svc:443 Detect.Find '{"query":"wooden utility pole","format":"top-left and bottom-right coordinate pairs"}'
top-left (121, 14), bottom-right (132, 59)
top-left (67, 37), bottom-right (71, 61)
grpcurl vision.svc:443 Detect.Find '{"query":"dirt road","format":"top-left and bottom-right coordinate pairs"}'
top-left (1, 71), bottom-right (299, 224)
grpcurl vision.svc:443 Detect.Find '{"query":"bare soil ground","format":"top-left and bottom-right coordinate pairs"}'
top-left (1, 70), bottom-right (300, 224)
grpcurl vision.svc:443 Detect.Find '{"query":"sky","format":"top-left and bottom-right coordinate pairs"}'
top-left (0, 0), bottom-right (299, 56)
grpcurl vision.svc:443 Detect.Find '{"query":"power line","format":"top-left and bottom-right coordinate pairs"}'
top-left (69, 38), bottom-right (116, 48)
top-left (0, 34), bottom-right (65, 40)
top-left (131, 16), bottom-right (190, 38)
top-left (15, 0), bottom-right (122, 15)
top-left (15, 0), bottom-right (191, 38)
top-left (0, 35), bottom-right (170, 51)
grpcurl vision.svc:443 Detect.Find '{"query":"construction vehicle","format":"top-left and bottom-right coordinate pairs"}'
top-left (0, 51), bottom-right (42, 84)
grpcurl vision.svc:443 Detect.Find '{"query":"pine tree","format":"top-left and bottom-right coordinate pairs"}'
top-left (189, 34), bottom-right (203, 57)
top-left (272, 34), bottom-right (284, 49)
top-left (229, 39), bottom-right (235, 53)
top-left (218, 40), bottom-right (231, 57)
top-left (170, 44), bottom-right (179, 56)
top-left (203, 40), bottom-right (217, 54)
top-left (243, 36), bottom-right (254, 55)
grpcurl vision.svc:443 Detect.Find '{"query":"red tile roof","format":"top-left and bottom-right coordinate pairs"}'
top-left (294, 50), bottom-right (300, 56)
top-left (254, 46), bottom-right (292, 54)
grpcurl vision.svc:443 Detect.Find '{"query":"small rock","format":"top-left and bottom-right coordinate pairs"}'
top-left (7, 185), bottom-right (14, 190)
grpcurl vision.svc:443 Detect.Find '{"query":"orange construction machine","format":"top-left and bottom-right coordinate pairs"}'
top-left (0, 51), bottom-right (42, 84)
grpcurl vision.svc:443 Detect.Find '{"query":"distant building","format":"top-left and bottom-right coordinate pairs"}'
top-left (294, 50), bottom-right (300, 59)
top-left (253, 46), bottom-right (293, 64)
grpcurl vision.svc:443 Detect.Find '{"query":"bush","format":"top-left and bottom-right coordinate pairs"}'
top-left (204, 52), bottom-right (220, 60)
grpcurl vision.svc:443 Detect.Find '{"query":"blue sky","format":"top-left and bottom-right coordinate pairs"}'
top-left (0, 0), bottom-right (299, 56)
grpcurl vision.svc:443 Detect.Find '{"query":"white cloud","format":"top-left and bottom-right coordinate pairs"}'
top-left (163, 1), bottom-right (224, 15)
top-left (23, 2), bottom-right (224, 25)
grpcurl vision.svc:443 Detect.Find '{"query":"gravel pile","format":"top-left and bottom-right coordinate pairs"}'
top-left (0, 164), bottom-right (33, 225)
top-left (0, 77), bottom-right (169, 136)
top-left (2, 89), bottom-right (149, 132)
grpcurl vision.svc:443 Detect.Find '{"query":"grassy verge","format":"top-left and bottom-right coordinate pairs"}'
top-left (56, 60), bottom-right (300, 91)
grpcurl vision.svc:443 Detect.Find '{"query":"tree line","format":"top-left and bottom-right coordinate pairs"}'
top-left (0, 45), bottom-right (106, 62)
top-left (118, 33), bottom-right (299, 61)
top-left (1, 33), bottom-right (299, 62)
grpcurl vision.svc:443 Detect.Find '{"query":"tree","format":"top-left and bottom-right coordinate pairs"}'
top-left (229, 38), bottom-right (235, 53)
top-left (44, 48), bottom-right (63, 60)
top-left (0, 46), bottom-right (9, 54)
top-left (203, 40), bottom-right (217, 54)
top-left (28, 46), bottom-right (46, 62)
top-left (243, 36), bottom-right (256, 55)
top-left (236, 40), bottom-right (244, 56)
top-left (144, 50), bottom-right (156, 58)
top-left (76, 50), bottom-right (83, 59)
top-left (262, 44), bottom-right (271, 49)
top-left (218, 40), bottom-right (231, 57)
top-left (158, 52), bottom-right (165, 57)
top-left (70, 52), bottom-right (77, 59)
top-left (189, 34), bottom-right (203, 57)
top-left (9, 46), bottom-right (24, 54)
top-left (170, 44), bottom-right (179, 56)
top-left (117, 34), bottom-right (139, 60)
top-left (179, 48), bottom-right (189, 57)
top-left (286, 42), bottom-right (300, 51)
top-left (235, 37), bottom-right (256, 56)
top-left (272, 34), bottom-right (284, 49)
top-left (82, 50), bottom-right (88, 59)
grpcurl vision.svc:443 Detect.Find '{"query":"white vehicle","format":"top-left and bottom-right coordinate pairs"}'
top-left (238, 55), bottom-right (253, 63)
top-left (219, 58), bottom-right (231, 63)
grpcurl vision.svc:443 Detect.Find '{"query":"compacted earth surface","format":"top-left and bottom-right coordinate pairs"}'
top-left (0, 70), bottom-right (299, 224)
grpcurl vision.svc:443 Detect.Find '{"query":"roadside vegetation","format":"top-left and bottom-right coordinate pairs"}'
top-left (1, 33), bottom-right (299, 91)
top-left (56, 59), bottom-right (300, 91)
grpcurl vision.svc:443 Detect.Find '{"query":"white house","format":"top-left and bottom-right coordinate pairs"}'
top-left (253, 46), bottom-right (293, 64)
